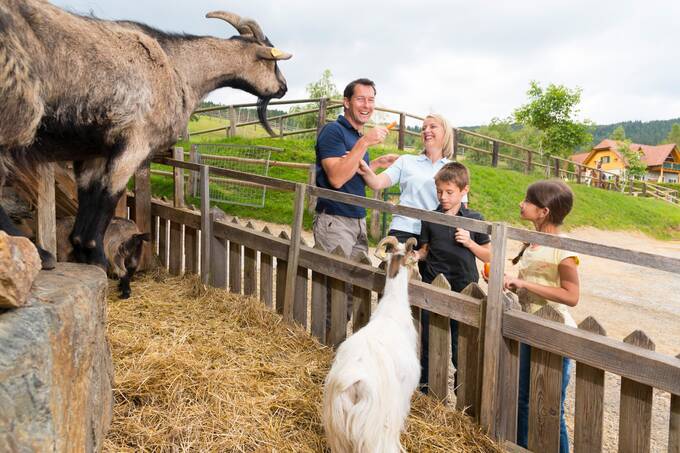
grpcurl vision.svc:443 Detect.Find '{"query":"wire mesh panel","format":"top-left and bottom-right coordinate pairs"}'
top-left (192, 143), bottom-right (281, 208)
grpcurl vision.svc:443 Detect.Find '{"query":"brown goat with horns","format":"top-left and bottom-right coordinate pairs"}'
top-left (0, 0), bottom-right (291, 269)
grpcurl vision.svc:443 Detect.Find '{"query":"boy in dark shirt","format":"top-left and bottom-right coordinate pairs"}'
top-left (413, 162), bottom-right (491, 394)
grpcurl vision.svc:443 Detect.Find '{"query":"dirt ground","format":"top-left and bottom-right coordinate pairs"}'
top-left (244, 219), bottom-right (679, 452)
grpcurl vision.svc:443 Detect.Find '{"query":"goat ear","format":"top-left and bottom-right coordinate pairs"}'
top-left (256, 47), bottom-right (292, 61)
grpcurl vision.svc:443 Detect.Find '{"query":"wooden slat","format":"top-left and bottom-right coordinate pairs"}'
top-left (134, 161), bottom-right (152, 270)
top-left (184, 226), bottom-right (198, 274)
top-left (351, 252), bottom-right (373, 333)
top-left (457, 283), bottom-right (485, 417)
top-left (173, 146), bottom-right (185, 208)
top-left (259, 226), bottom-right (274, 309)
top-left (199, 165), bottom-right (211, 284)
top-left (428, 274), bottom-right (452, 402)
top-left (158, 218), bottom-right (168, 270)
top-left (293, 238), bottom-right (309, 329)
top-left (670, 353), bottom-right (680, 453)
top-left (283, 184), bottom-right (306, 323)
top-left (528, 306), bottom-right (565, 453)
top-left (480, 222), bottom-right (509, 435)
top-left (275, 231), bottom-right (289, 315)
top-left (574, 317), bottom-right (606, 453)
top-left (35, 163), bottom-right (57, 256)
top-left (328, 246), bottom-right (348, 348)
top-left (229, 218), bottom-right (242, 294)
top-left (168, 221), bottom-right (182, 275)
top-left (115, 192), bottom-right (128, 218)
top-left (496, 293), bottom-right (521, 441)
top-left (310, 243), bottom-right (327, 343)
top-left (618, 330), bottom-right (655, 453)
top-left (243, 221), bottom-right (258, 296)
top-left (503, 311), bottom-right (680, 396)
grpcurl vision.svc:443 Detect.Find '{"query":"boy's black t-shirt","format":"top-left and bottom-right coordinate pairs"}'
top-left (420, 205), bottom-right (490, 292)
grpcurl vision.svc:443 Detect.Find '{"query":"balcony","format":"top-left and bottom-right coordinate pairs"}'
top-left (662, 162), bottom-right (680, 171)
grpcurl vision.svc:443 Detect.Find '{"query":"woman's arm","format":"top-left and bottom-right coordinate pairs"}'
top-left (504, 257), bottom-right (580, 307)
top-left (357, 159), bottom-right (393, 190)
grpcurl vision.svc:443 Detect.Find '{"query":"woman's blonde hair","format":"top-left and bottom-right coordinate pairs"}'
top-left (422, 114), bottom-right (454, 159)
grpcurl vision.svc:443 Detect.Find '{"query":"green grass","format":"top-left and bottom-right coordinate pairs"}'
top-left (152, 136), bottom-right (680, 241)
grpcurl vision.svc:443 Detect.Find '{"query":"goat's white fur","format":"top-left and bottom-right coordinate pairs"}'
top-left (323, 241), bottom-right (420, 453)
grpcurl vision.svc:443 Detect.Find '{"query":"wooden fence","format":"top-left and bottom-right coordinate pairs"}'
top-left (189, 97), bottom-right (679, 206)
top-left (118, 151), bottom-right (680, 452)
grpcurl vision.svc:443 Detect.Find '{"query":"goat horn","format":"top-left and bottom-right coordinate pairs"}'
top-left (240, 18), bottom-right (267, 43)
top-left (405, 237), bottom-right (417, 253)
top-left (374, 236), bottom-right (399, 261)
top-left (205, 11), bottom-right (253, 38)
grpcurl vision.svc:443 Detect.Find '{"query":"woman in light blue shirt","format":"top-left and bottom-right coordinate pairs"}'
top-left (358, 113), bottom-right (467, 244)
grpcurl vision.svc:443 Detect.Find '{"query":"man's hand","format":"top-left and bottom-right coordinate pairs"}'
top-left (370, 153), bottom-right (399, 170)
top-left (363, 126), bottom-right (388, 146)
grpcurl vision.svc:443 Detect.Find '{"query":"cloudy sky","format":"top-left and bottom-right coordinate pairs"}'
top-left (51, 0), bottom-right (679, 127)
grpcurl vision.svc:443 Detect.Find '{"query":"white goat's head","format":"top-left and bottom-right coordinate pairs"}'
top-left (374, 236), bottom-right (421, 281)
top-left (206, 11), bottom-right (292, 136)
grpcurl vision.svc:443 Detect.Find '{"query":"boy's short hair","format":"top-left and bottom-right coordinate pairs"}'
top-left (434, 162), bottom-right (469, 190)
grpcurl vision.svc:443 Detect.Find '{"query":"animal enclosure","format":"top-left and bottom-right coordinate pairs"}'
top-left (114, 152), bottom-right (680, 452)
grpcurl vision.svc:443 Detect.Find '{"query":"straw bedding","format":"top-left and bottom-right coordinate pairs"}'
top-left (103, 271), bottom-right (502, 452)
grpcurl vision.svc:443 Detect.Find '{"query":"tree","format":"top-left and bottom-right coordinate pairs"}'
top-left (610, 125), bottom-right (626, 141)
top-left (609, 127), bottom-right (646, 181)
top-left (289, 69), bottom-right (340, 130)
top-left (513, 81), bottom-right (593, 157)
top-left (664, 123), bottom-right (680, 145)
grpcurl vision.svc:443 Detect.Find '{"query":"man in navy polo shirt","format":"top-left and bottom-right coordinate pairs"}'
top-left (313, 78), bottom-right (397, 260)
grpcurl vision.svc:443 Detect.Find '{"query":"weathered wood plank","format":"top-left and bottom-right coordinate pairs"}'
top-left (479, 222), bottom-right (509, 435)
top-left (158, 217), bottom-right (168, 269)
top-left (670, 353), bottom-right (680, 453)
top-left (35, 163), bottom-right (57, 257)
top-left (293, 238), bottom-right (309, 329)
top-left (259, 226), bottom-right (274, 309)
top-left (184, 226), bottom-right (198, 274)
top-left (310, 243), bottom-right (327, 343)
top-left (134, 161), bottom-right (152, 270)
top-left (328, 246), bottom-right (348, 348)
top-left (428, 274), bottom-right (451, 402)
top-left (168, 221), bottom-right (182, 275)
top-left (457, 283), bottom-right (485, 418)
top-left (618, 330), bottom-right (655, 453)
top-left (528, 305), bottom-right (565, 453)
top-left (351, 252), bottom-right (373, 333)
top-left (115, 191), bottom-right (128, 218)
top-left (283, 184), bottom-right (306, 324)
top-left (503, 311), bottom-right (680, 396)
top-left (229, 218), bottom-right (242, 294)
top-left (243, 222), bottom-right (258, 296)
top-left (173, 146), bottom-right (185, 208)
top-left (275, 231), bottom-right (289, 316)
top-left (574, 316), bottom-right (606, 453)
top-left (496, 293), bottom-right (521, 442)
top-left (199, 165), bottom-right (210, 284)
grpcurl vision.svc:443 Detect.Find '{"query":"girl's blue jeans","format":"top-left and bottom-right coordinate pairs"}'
top-left (517, 343), bottom-right (571, 453)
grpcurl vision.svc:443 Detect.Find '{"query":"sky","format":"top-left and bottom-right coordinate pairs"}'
top-left (51, 0), bottom-right (680, 128)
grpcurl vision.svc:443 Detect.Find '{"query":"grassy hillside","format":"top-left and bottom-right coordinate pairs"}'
top-left (154, 135), bottom-right (680, 241)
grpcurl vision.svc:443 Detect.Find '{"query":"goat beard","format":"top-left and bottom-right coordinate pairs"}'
top-left (257, 97), bottom-right (277, 137)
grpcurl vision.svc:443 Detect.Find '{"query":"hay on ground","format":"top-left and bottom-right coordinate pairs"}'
top-left (103, 272), bottom-right (502, 452)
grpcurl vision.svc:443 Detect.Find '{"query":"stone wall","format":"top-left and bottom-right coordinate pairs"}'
top-left (0, 263), bottom-right (114, 452)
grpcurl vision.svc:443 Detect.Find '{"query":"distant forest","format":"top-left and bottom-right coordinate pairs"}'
top-left (590, 118), bottom-right (680, 145)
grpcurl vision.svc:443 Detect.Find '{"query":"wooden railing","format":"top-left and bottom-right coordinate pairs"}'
top-left (188, 98), bottom-right (679, 207)
top-left (123, 152), bottom-right (680, 452)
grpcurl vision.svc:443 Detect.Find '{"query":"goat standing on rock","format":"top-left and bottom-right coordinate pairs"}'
top-left (323, 237), bottom-right (421, 453)
top-left (0, 0), bottom-right (290, 269)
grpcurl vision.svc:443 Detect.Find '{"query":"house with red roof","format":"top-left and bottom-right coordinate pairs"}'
top-left (570, 139), bottom-right (680, 183)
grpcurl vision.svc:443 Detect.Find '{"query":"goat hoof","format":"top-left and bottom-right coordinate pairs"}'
top-left (71, 235), bottom-right (82, 245)
top-left (120, 291), bottom-right (131, 299)
top-left (86, 239), bottom-right (96, 248)
top-left (38, 249), bottom-right (56, 270)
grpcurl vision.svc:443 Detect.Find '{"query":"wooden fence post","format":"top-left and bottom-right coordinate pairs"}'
top-left (670, 353), bottom-right (680, 453)
top-left (576, 164), bottom-right (582, 184)
top-left (328, 246), bottom-right (348, 347)
top-left (479, 222), bottom-right (509, 437)
top-left (574, 316), bottom-right (606, 453)
top-left (311, 243), bottom-right (328, 343)
top-left (351, 252), bottom-right (372, 333)
top-left (275, 231), bottom-right (289, 315)
top-left (398, 112), bottom-right (406, 150)
top-left (188, 144), bottom-right (199, 197)
top-left (428, 274), bottom-right (452, 402)
top-left (491, 141), bottom-right (500, 167)
top-left (496, 292), bottom-right (521, 441)
top-left (134, 161), bottom-right (152, 270)
top-left (458, 283), bottom-right (486, 418)
top-left (158, 218), bottom-right (168, 270)
top-left (526, 150), bottom-right (533, 174)
top-left (228, 105), bottom-right (237, 137)
top-left (229, 218), bottom-right (242, 294)
top-left (199, 165), bottom-right (210, 284)
top-left (307, 164), bottom-right (317, 211)
top-left (173, 146), bottom-right (185, 208)
top-left (316, 98), bottom-right (327, 137)
top-left (618, 330), bottom-right (655, 452)
top-left (282, 184), bottom-right (306, 324)
top-left (451, 127), bottom-right (460, 160)
top-left (528, 306), bottom-right (565, 453)
top-left (243, 221), bottom-right (258, 296)
top-left (293, 238), bottom-right (309, 328)
top-left (259, 226), bottom-right (274, 309)
top-left (369, 190), bottom-right (382, 240)
top-left (279, 117), bottom-right (284, 138)
top-left (210, 210), bottom-right (228, 288)
top-left (35, 163), bottom-right (57, 258)
top-left (553, 158), bottom-right (561, 178)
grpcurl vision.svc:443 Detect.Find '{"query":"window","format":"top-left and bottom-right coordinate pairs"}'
top-left (600, 156), bottom-right (610, 164)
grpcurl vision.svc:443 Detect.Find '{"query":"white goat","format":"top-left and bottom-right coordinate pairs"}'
top-left (323, 237), bottom-right (421, 453)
